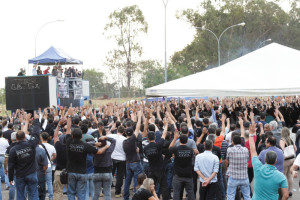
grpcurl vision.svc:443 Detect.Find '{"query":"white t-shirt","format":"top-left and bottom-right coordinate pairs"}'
top-left (107, 134), bottom-right (126, 161)
top-left (226, 132), bottom-right (233, 146)
top-left (40, 143), bottom-right (56, 167)
top-left (0, 138), bottom-right (9, 155)
top-left (294, 154), bottom-right (300, 167)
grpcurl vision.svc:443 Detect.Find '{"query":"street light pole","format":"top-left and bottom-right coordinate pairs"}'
top-left (195, 22), bottom-right (245, 66)
top-left (118, 66), bottom-right (120, 106)
top-left (257, 38), bottom-right (272, 49)
top-left (35, 19), bottom-right (64, 57)
top-left (162, 0), bottom-right (169, 83)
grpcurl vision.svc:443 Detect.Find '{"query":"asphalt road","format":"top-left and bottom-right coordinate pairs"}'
top-left (1, 175), bottom-right (299, 199)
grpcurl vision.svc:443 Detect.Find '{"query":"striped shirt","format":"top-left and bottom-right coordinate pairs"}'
top-left (220, 140), bottom-right (228, 160)
top-left (226, 144), bottom-right (249, 179)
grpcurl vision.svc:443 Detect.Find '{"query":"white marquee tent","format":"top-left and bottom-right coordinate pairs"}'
top-left (146, 43), bottom-right (300, 97)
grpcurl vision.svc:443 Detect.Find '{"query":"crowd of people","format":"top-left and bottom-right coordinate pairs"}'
top-left (1, 96), bottom-right (300, 200)
top-left (17, 62), bottom-right (82, 78)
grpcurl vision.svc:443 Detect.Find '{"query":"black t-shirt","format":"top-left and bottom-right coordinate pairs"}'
top-left (3, 130), bottom-right (13, 145)
top-left (194, 127), bottom-right (202, 138)
top-left (170, 145), bottom-right (193, 178)
top-left (64, 134), bottom-right (98, 174)
top-left (199, 126), bottom-right (209, 143)
top-left (123, 134), bottom-right (140, 163)
top-left (55, 141), bottom-right (67, 170)
top-left (132, 188), bottom-right (153, 200)
top-left (45, 123), bottom-right (55, 138)
top-left (137, 133), bottom-right (144, 160)
top-left (162, 139), bottom-right (172, 164)
top-left (144, 139), bottom-right (164, 172)
top-left (70, 68), bottom-right (76, 77)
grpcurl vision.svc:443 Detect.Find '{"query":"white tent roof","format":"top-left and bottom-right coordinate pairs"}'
top-left (146, 43), bottom-right (300, 97)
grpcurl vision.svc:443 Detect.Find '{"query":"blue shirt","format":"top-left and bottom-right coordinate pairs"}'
top-left (258, 146), bottom-right (284, 173)
top-left (188, 128), bottom-right (194, 140)
top-left (252, 156), bottom-right (287, 200)
top-left (194, 151), bottom-right (219, 183)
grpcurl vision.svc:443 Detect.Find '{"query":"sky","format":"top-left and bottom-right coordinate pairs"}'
top-left (0, 0), bottom-right (204, 88)
top-left (0, 0), bottom-right (291, 88)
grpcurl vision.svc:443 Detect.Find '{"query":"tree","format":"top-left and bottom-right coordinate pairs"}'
top-left (83, 69), bottom-right (116, 98)
top-left (139, 60), bottom-right (192, 89)
top-left (172, 0), bottom-right (300, 73)
top-left (104, 5), bottom-right (148, 91)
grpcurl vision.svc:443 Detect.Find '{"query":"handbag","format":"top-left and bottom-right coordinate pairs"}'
top-left (284, 145), bottom-right (295, 159)
top-left (60, 168), bottom-right (68, 184)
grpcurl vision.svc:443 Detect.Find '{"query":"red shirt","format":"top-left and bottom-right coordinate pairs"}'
top-left (215, 135), bottom-right (224, 149)
top-left (245, 135), bottom-right (257, 168)
top-left (43, 69), bottom-right (49, 74)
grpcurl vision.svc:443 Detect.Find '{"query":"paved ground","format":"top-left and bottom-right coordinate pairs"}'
top-left (1, 175), bottom-right (300, 199)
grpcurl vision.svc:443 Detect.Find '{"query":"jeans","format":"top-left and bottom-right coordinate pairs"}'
top-left (68, 172), bottom-right (87, 200)
top-left (216, 163), bottom-right (225, 200)
top-left (45, 167), bottom-right (53, 199)
top-left (227, 177), bottom-right (251, 200)
top-left (9, 176), bottom-right (16, 200)
top-left (173, 175), bottom-right (195, 200)
top-left (200, 182), bottom-right (217, 200)
top-left (38, 174), bottom-right (46, 200)
top-left (0, 174), bottom-right (2, 200)
top-left (0, 156), bottom-right (9, 187)
top-left (112, 159), bottom-right (126, 195)
top-left (164, 162), bottom-right (173, 195)
top-left (93, 173), bottom-right (113, 200)
top-left (123, 162), bottom-right (142, 200)
top-left (86, 173), bottom-right (94, 199)
top-left (53, 170), bottom-right (64, 200)
top-left (15, 172), bottom-right (38, 200)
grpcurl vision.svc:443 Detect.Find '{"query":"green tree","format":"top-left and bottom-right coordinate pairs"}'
top-left (172, 0), bottom-right (300, 73)
top-left (139, 60), bottom-right (192, 89)
top-left (104, 5), bottom-right (148, 91)
top-left (83, 69), bottom-right (116, 98)
top-left (0, 88), bottom-right (5, 107)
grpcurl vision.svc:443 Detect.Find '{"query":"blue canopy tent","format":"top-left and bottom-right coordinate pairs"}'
top-left (28, 46), bottom-right (83, 65)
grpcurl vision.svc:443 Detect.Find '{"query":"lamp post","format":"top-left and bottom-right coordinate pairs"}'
top-left (257, 38), bottom-right (272, 49)
top-left (162, 0), bottom-right (169, 83)
top-left (35, 19), bottom-right (64, 57)
top-left (195, 22), bottom-right (245, 66)
top-left (118, 66), bottom-right (120, 106)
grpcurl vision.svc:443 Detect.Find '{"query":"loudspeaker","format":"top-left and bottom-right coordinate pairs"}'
top-left (5, 76), bottom-right (57, 110)
top-left (59, 92), bottom-right (80, 107)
